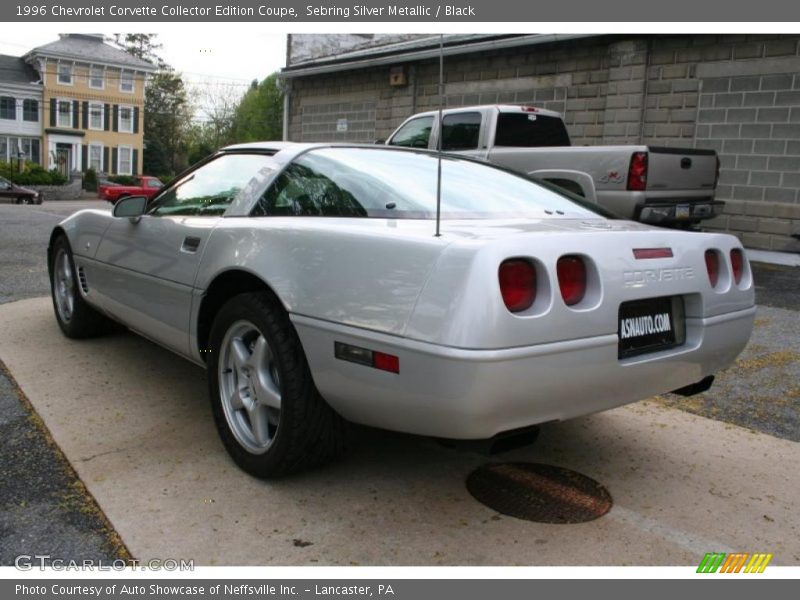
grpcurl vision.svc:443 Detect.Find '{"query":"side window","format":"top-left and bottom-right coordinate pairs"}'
top-left (388, 116), bottom-right (433, 148)
top-left (253, 156), bottom-right (369, 218)
top-left (441, 112), bottom-right (482, 151)
top-left (149, 153), bottom-right (274, 217)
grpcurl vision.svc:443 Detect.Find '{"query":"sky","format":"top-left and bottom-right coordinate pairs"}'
top-left (0, 28), bottom-right (287, 93)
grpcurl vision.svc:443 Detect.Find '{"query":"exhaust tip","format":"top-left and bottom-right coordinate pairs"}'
top-left (671, 375), bottom-right (715, 397)
top-left (437, 425), bottom-right (542, 456)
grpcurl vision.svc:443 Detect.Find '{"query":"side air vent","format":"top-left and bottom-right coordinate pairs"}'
top-left (77, 266), bottom-right (89, 294)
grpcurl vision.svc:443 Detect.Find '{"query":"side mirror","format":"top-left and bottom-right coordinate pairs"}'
top-left (373, 139), bottom-right (385, 144)
top-left (113, 195), bottom-right (147, 223)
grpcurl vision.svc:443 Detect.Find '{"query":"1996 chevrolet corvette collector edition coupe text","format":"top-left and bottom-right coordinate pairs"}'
top-left (48, 144), bottom-right (755, 477)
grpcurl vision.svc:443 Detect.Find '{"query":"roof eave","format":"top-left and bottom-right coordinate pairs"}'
top-left (280, 33), bottom-right (602, 79)
top-left (24, 49), bottom-right (157, 73)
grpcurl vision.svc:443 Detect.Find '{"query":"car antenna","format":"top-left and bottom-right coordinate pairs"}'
top-left (435, 34), bottom-right (444, 238)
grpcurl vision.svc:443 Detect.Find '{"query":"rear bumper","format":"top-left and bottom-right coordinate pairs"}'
top-left (595, 190), bottom-right (721, 224)
top-left (637, 200), bottom-right (725, 225)
top-left (292, 305), bottom-right (755, 439)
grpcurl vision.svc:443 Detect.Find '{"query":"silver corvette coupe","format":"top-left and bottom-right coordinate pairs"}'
top-left (48, 143), bottom-right (755, 477)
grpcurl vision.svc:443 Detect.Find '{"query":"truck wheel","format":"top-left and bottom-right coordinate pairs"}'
top-left (50, 235), bottom-right (118, 338)
top-left (208, 292), bottom-right (347, 478)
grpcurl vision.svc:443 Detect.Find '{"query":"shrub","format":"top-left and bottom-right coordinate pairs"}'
top-left (83, 168), bottom-right (98, 191)
top-left (0, 161), bottom-right (67, 185)
top-left (107, 174), bottom-right (138, 186)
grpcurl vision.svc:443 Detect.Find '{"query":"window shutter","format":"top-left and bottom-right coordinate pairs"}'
top-left (112, 105), bottom-right (119, 132)
top-left (82, 102), bottom-right (89, 129)
top-left (81, 145), bottom-right (88, 171)
top-left (111, 147), bottom-right (118, 174)
top-left (132, 149), bottom-right (139, 175)
top-left (103, 147), bottom-right (109, 173)
top-left (133, 106), bottom-right (139, 134)
top-left (49, 98), bottom-right (56, 126)
top-left (104, 103), bottom-right (110, 130)
top-left (72, 100), bottom-right (79, 129)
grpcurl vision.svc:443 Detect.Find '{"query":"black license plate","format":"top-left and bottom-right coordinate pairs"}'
top-left (618, 296), bottom-right (685, 359)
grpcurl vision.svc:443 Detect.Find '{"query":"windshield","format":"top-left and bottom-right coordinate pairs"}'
top-left (253, 148), bottom-right (604, 220)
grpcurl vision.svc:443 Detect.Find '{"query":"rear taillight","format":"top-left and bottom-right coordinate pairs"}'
top-left (705, 250), bottom-right (719, 288)
top-left (627, 151), bottom-right (648, 191)
top-left (557, 255), bottom-right (587, 306)
top-left (499, 259), bottom-right (536, 312)
top-left (730, 248), bottom-right (744, 284)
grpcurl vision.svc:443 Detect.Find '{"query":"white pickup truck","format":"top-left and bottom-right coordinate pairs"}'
top-left (386, 104), bottom-right (722, 226)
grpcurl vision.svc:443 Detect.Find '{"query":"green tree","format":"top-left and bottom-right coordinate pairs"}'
top-left (145, 69), bottom-right (191, 174)
top-left (113, 33), bottom-right (192, 175)
top-left (111, 33), bottom-right (167, 68)
top-left (230, 73), bottom-right (284, 143)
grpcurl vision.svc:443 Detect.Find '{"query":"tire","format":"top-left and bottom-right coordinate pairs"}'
top-left (49, 235), bottom-right (117, 338)
top-left (208, 292), bottom-right (346, 478)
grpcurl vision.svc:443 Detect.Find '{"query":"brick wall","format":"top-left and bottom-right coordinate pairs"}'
top-left (286, 34), bottom-right (800, 251)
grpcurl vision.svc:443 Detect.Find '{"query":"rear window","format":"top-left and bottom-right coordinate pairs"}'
top-left (252, 148), bottom-right (602, 220)
top-left (494, 113), bottom-right (570, 147)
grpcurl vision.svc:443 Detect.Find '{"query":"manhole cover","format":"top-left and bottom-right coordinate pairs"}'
top-left (466, 462), bottom-right (612, 523)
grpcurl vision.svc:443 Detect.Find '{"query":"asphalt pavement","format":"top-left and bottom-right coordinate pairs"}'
top-left (0, 199), bottom-right (126, 565)
top-left (0, 199), bottom-right (797, 566)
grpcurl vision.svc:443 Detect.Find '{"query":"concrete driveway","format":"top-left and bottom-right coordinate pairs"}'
top-left (0, 297), bottom-right (797, 566)
top-left (1, 200), bottom-right (798, 566)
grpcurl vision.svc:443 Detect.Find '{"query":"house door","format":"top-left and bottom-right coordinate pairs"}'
top-left (55, 144), bottom-right (71, 178)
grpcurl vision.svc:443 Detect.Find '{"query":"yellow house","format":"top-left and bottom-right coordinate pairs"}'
top-left (24, 34), bottom-right (156, 176)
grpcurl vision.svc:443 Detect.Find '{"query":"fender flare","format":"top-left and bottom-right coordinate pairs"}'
top-left (529, 169), bottom-right (598, 204)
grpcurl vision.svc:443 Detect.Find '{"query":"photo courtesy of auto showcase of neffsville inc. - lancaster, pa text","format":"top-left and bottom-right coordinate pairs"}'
top-left (0, 0), bottom-right (799, 597)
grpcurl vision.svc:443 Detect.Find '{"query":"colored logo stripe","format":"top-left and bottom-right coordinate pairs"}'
top-left (697, 552), bottom-right (773, 573)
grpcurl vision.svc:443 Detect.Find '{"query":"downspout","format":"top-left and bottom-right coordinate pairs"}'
top-left (282, 78), bottom-right (291, 141)
top-left (638, 37), bottom-right (653, 144)
top-left (282, 34), bottom-right (291, 141)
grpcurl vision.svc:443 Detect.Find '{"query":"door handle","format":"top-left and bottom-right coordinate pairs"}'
top-left (181, 236), bottom-right (201, 253)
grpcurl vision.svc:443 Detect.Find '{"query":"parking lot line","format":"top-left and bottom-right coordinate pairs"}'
top-left (1, 297), bottom-right (798, 566)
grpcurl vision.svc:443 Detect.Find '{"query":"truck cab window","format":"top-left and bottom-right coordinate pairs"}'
top-left (494, 113), bottom-right (571, 147)
top-left (388, 116), bottom-right (433, 148)
top-left (441, 112), bottom-right (482, 151)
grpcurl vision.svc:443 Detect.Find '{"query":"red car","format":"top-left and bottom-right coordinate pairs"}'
top-left (98, 175), bottom-right (163, 203)
top-left (0, 175), bottom-right (42, 204)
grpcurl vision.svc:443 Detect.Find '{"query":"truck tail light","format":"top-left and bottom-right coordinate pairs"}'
top-left (557, 255), bottom-right (587, 306)
top-left (499, 259), bottom-right (536, 312)
top-left (627, 151), bottom-right (648, 191)
top-left (730, 248), bottom-right (744, 284)
top-left (705, 250), bottom-right (719, 288)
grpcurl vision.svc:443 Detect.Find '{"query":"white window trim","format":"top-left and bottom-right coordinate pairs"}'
top-left (88, 142), bottom-right (104, 172)
top-left (117, 145), bottom-right (133, 176)
top-left (88, 102), bottom-right (104, 131)
top-left (117, 104), bottom-right (134, 134)
top-left (89, 65), bottom-right (105, 90)
top-left (119, 70), bottom-right (135, 94)
top-left (56, 98), bottom-right (73, 129)
top-left (57, 63), bottom-right (74, 86)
